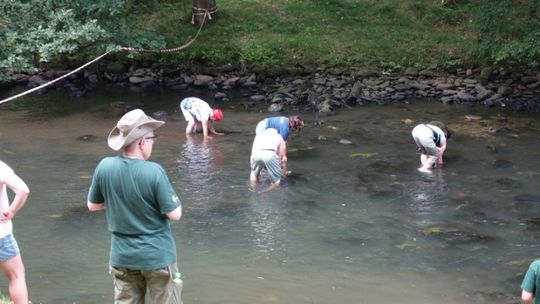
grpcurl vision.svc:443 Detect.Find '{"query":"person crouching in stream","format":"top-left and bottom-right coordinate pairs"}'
top-left (249, 128), bottom-right (287, 190)
top-left (411, 122), bottom-right (452, 173)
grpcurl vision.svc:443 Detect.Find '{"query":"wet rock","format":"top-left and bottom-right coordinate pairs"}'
top-left (487, 144), bottom-right (497, 153)
top-left (421, 225), bottom-right (497, 243)
top-left (214, 92), bottom-right (228, 101)
top-left (129, 75), bottom-right (155, 85)
top-left (524, 217), bottom-right (540, 231)
top-left (457, 91), bottom-right (477, 102)
top-left (514, 194), bottom-right (540, 202)
top-left (250, 95), bottom-right (266, 102)
top-left (152, 111), bottom-right (168, 120)
top-left (317, 98), bottom-right (334, 115)
top-left (368, 160), bottom-right (410, 173)
top-left (268, 103), bottom-right (283, 112)
top-left (495, 177), bottom-right (519, 187)
top-left (77, 134), bottom-right (97, 142)
top-left (491, 159), bottom-right (513, 168)
top-left (193, 74), bottom-right (214, 86)
top-left (521, 76), bottom-right (538, 84)
top-left (497, 85), bottom-right (513, 97)
top-left (339, 139), bottom-right (352, 145)
top-left (287, 147), bottom-right (318, 159)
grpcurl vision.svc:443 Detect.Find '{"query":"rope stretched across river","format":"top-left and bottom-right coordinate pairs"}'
top-left (0, 10), bottom-right (212, 106)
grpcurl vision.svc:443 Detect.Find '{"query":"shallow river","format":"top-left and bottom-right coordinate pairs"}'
top-left (1, 84), bottom-right (540, 303)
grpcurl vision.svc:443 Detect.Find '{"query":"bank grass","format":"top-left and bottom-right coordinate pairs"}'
top-left (99, 0), bottom-right (535, 70)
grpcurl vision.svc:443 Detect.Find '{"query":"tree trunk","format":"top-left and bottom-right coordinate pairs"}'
top-left (192, 0), bottom-right (217, 26)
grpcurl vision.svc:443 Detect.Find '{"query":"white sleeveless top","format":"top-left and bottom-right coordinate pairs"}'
top-left (0, 161), bottom-right (14, 238)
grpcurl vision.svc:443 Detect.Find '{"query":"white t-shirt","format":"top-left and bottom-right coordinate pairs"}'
top-left (252, 128), bottom-right (283, 152)
top-left (184, 97), bottom-right (213, 122)
top-left (0, 160), bottom-right (14, 238)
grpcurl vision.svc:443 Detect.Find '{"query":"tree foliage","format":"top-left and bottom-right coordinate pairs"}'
top-left (0, 0), bottom-right (168, 80)
top-left (0, 0), bottom-right (538, 82)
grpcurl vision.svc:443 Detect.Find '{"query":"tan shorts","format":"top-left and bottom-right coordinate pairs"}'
top-left (109, 262), bottom-right (183, 304)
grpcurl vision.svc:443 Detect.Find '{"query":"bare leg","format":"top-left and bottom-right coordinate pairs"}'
top-left (0, 255), bottom-right (28, 304)
top-left (185, 121), bottom-right (195, 134)
top-left (250, 172), bottom-right (259, 183)
top-left (418, 154), bottom-right (433, 173)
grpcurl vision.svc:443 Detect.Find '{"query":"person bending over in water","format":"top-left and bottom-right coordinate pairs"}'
top-left (250, 128), bottom-right (287, 190)
top-left (411, 122), bottom-right (451, 173)
top-left (179, 97), bottom-right (224, 138)
top-left (255, 115), bottom-right (304, 174)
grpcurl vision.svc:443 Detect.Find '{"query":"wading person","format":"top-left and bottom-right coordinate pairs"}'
top-left (521, 259), bottom-right (540, 304)
top-left (255, 115), bottom-right (304, 174)
top-left (250, 128), bottom-right (287, 190)
top-left (411, 122), bottom-right (451, 173)
top-left (179, 97), bottom-right (223, 138)
top-left (0, 160), bottom-right (30, 304)
top-left (87, 109), bottom-right (183, 303)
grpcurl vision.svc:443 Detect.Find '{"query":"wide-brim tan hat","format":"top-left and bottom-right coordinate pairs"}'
top-left (107, 109), bottom-right (165, 151)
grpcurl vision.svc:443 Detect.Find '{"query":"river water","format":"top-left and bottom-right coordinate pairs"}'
top-left (1, 84), bottom-right (539, 303)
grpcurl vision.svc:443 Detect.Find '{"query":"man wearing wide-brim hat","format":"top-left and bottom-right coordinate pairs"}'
top-left (87, 109), bottom-right (184, 303)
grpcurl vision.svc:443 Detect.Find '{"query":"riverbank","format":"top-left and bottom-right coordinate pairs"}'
top-left (2, 63), bottom-right (540, 114)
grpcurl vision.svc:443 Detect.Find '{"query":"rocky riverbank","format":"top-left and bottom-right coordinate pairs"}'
top-left (3, 63), bottom-right (540, 113)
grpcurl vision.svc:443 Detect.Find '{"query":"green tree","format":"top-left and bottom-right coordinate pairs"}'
top-left (0, 0), bottom-right (169, 81)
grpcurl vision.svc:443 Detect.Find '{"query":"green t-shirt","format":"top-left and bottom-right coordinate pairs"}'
top-left (88, 156), bottom-right (181, 269)
top-left (522, 260), bottom-right (540, 304)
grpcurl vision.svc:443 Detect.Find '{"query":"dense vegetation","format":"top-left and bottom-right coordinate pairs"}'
top-left (0, 0), bottom-right (538, 80)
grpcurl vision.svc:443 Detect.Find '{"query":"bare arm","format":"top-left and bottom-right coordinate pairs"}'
top-left (87, 201), bottom-right (106, 211)
top-left (0, 171), bottom-right (30, 222)
top-left (278, 140), bottom-right (289, 174)
top-left (522, 290), bottom-right (534, 304)
top-left (166, 205), bottom-right (182, 221)
top-left (208, 121), bottom-right (224, 136)
top-left (437, 140), bottom-right (447, 165)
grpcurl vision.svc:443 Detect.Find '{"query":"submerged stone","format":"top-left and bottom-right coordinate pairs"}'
top-left (492, 159), bottom-right (513, 168)
top-left (368, 160), bottom-right (410, 173)
top-left (514, 194), bottom-right (540, 202)
top-left (421, 225), bottom-right (497, 243)
top-left (77, 134), bottom-right (97, 142)
top-left (495, 177), bottom-right (520, 187)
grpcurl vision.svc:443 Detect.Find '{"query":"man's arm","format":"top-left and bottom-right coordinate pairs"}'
top-left (87, 201), bottom-right (106, 211)
top-left (522, 289), bottom-right (534, 304)
top-left (278, 140), bottom-right (289, 174)
top-left (166, 205), bottom-right (182, 221)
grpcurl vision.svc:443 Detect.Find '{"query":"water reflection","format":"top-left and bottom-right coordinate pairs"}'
top-left (176, 135), bottom-right (224, 205)
top-left (407, 170), bottom-right (448, 215)
top-left (247, 192), bottom-right (285, 256)
top-left (3, 86), bottom-right (540, 303)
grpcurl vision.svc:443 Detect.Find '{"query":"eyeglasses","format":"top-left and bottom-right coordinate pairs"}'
top-left (143, 135), bottom-right (158, 142)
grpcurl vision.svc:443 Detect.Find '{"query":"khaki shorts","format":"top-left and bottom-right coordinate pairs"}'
top-left (109, 262), bottom-right (183, 304)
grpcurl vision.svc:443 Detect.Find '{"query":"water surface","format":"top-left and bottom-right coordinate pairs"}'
top-left (1, 85), bottom-right (539, 303)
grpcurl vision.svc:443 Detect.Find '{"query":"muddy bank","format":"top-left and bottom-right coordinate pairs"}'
top-left (3, 63), bottom-right (540, 113)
